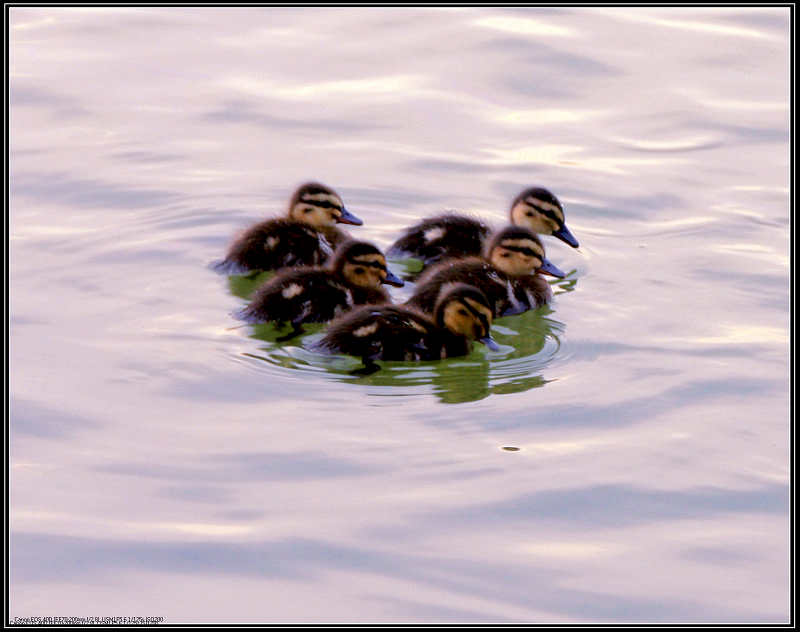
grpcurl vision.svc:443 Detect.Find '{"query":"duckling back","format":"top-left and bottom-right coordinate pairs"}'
top-left (386, 186), bottom-right (579, 269)
top-left (217, 219), bottom-right (332, 274)
top-left (387, 213), bottom-right (490, 265)
top-left (317, 305), bottom-right (441, 362)
top-left (407, 257), bottom-right (510, 317)
top-left (236, 239), bottom-right (401, 326)
top-left (236, 267), bottom-right (356, 325)
top-left (216, 181), bottom-right (364, 274)
top-left (317, 283), bottom-right (495, 365)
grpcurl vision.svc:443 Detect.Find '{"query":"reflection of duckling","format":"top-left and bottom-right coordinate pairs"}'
top-left (316, 283), bottom-right (498, 374)
top-left (237, 241), bottom-right (404, 340)
top-left (407, 226), bottom-right (565, 317)
top-left (388, 186), bottom-right (578, 265)
top-left (216, 182), bottom-right (363, 274)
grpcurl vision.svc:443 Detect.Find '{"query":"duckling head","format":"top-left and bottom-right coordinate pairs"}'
top-left (487, 226), bottom-right (566, 279)
top-left (333, 240), bottom-right (404, 289)
top-left (509, 186), bottom-right (579, 248)
top-left (435, 283), bottom-right (499, 350)
top-left (288, 182), bottom-right (363, 229)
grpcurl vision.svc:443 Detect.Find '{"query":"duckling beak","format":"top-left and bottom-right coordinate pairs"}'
top-left (539, 258), bottom-right (566, 278)
top-left (553, 224), bottom-right (579, 248)
top-left (337, 206), bottom-right (363, 226)
top-left (382, 269), bottom-right (405, 287)
top-left (479, 335), bottom-right (500, 351)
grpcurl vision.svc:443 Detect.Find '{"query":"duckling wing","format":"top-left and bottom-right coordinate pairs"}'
top-left (517, 274), bottom-right (553, 308)
top-left (317, 306), bottom-right (434, 361)
top-left (236, 269), bottom-right (351, 324)
top-left (388, 214), bottom-right (490, 264)
top-left (221, 219), bottom-right (330, 273)
top-left (350, 286), bottom-right (392, 307)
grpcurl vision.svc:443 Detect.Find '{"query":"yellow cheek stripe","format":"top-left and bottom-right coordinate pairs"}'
top-left (502, 238), bottom-right (537, 251)
top-left (302, 192), bottom-right (339, 205)
top-left (442, 304), bottom-right (469, 334)
top-left (511, 202), bottom-right (530, 219)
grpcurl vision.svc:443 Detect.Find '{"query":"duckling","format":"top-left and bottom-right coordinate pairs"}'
top-left (215, 182), bottom-right (363, 274)
top-left (237, 240), bottom-right (404, 340)
top-left (388, 186), bottom-right (579, 265)
top-left (316, 283), bottom-right (499, 374)
top-left (406, 226), bottom-right (565, 318)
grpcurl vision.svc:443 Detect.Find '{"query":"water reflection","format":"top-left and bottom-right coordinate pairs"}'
top-left (11, 399), bottom-right (101, 439)
top-left (407, 482), bottom-right (789, 529)
top-left (220, 257), bottom-right (573, 404)
top-left (11, 170), bottom-right (178, 209)
top-left (203, 98), bottom-right (387, 133)
top-left (98, 450), bottom-right (380, 482)
top-left (225, 269), bottom-right (274, 300)
top-left (234, 295), bottom-right (565, 405)
top-left (12, 526), bottom-right (780, 621)
top-left (10, 5), bottom-right (789, 623)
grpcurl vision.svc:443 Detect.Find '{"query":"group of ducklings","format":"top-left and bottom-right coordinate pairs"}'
top-left (216, 182), bottom-right (579, 373)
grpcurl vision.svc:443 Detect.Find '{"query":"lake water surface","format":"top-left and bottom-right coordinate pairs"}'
top-left (9, 6), bottom-right (791, 623)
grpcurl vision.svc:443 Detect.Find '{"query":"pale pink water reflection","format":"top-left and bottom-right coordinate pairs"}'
top-left (10, 6), bottom-right (789, 623)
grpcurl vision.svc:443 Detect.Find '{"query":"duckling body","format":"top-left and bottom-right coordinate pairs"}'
top-left (388, 187), bottom-right (578, 265)
top-left (407, 226), bottom-right (564, 318)
top-left (216, 182), bottom-right (363, 274)
top-left (317, 305), bottom-right (467, 362)
top-left (387, 213), bottom-right (491, 265)
top-left (237, 241), bottom-right (404, 334)
top-left (219, 219), bottom-right (331, 274)
top-left (407, 257), bottom-right (548, 317)
top-left (316, 284), bottom-right (497, 369)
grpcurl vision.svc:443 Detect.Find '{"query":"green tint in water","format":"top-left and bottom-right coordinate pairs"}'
top-left (235, 271), bottom-right (565, 405)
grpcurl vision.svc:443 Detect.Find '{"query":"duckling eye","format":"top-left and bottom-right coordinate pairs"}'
top-left (303, 208), bottom-right (314, 214)
top-left (458, 308), bottom-right (468, 317)
top-left (525, 211), bottom-right (534, 217)
top-left (354, 267), bottom-right (365, 275)
top-left (500, 252), bottom-right (511, 258)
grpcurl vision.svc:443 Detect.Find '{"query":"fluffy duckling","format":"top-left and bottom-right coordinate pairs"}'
top-left (406, 226), bottom-right (565, 318)
top-left (237, 240), bottom-right (404, 340)
top-left (388, 186), bottom-right (578, 265)
top-left (216, 182), bottom-right (363, 274)
top-left (316, 283), bottom-right (499, 373)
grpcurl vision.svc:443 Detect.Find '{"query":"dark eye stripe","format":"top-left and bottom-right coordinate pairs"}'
top-left (525, 202), bottom-right (562, 225)
top-left (500, 245), bottom-right (543, 260)
top-left (301, 198), bottom-right (342, 211)
top-left (459, 300), bottom-right (490, 332)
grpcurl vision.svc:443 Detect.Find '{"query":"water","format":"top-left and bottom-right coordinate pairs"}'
top-left (9, 7), bottom-right (790, 623)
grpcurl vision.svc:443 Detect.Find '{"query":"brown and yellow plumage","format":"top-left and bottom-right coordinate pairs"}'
top-left (387, 186), bottom-right (578, 266)
top-left (316, 284), bottom-right (498, 372)
top-left (406, 226), bottom-right (563, 317)
top-left (236, 241), bottom-right (403, 335)
top-left (215, 182), bottom-right (363, 274)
